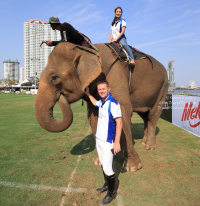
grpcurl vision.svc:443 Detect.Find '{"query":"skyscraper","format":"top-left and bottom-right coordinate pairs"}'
top-left (3, 59), bottom-right (19, 82)
top-left (24, 19), bottom-right (60, 79)
top-left (167, 60), bottom-right (176, 87)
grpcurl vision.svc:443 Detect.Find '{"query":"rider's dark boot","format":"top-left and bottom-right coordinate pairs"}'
top-left (100, 174), bottom-right (116, 205)
top-left (96, 167), bottom-right (108, 193)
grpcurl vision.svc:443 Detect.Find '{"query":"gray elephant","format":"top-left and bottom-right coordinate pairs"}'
top-left (35, 42), bottom-right (168, 172)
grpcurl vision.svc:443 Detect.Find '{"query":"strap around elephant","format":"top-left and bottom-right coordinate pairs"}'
top-left (104, 43), bottom-right (123, 76)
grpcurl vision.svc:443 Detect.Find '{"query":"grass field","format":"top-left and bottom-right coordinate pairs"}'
top-left (0, 94), bottom-right (199, 206)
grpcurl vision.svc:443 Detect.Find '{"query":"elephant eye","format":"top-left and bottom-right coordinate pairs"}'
top-left (51, 76), bottom-right (59, 82)
top-left (51, 75), bottom-right (61, 84)
top-left (52, 76), bottom-right (58, 80)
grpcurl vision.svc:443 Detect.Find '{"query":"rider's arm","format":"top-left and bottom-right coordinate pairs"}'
top-left (114, 26), bottom-right (126, 42)
top-left (45, 41), bottom-right (53, 46)
top-left (46, 40), bottom-right (63, 46)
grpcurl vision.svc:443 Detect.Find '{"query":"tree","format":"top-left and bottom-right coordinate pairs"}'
top-left (0, 78), bottom-right (16, 87)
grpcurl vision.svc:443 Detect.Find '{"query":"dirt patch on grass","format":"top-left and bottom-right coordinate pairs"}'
top-left (32, 173), bottom-right (49, 179)
top-left (155, 161), bottom-right (176, 172)
top-left (176, 149), bottom-right (192, 158)
top-left (64, 191), bottom-right (100, 206)
top-left (140, 180), bottom-right (153, 190)
top-left (19, 158), bottom-right (28, 162)
top-left (191, 149), bottom-right (200, 156)
top-left (166, 199), bottom-right (175, 206)
top-left (34, 163), bottom-right (42, 168)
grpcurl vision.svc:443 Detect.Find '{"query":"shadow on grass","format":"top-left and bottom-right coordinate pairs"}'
top-left (70, 134), bottom-right (95, 155)
top-left (70, 123), bottom-right (160, 155)
top-left (70, 123), bottom-right (160, 187)
top-left (131, 123), bottom-right (160, 140)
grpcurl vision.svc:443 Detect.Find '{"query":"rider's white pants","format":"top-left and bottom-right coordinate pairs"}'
top-left (96, 138), bottom-right (114, 176)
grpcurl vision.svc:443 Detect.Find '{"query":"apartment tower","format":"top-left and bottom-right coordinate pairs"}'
top-left (24, 19), bottom-right (60, 79)
top-left (3, 59), bottom-right (19, 82)
top-left (167, 60), bottom-right (176, 87)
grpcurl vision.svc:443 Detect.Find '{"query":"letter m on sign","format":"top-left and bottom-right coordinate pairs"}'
top-left (181, 102), bottom-right (193, 121)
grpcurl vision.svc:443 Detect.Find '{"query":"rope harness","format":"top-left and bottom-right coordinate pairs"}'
top-left (105, 43), bottom-right (154, 87)
top-left (105, 43), bottom-right (132, 87)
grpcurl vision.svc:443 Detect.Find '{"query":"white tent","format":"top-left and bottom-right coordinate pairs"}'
top-left (11, 84), bottom-right (21, 88)
top-left (21, 79), bottom-right (30, 85)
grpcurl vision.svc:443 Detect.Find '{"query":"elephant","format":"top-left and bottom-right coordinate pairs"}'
top-left (35, 42), bottom-right (168, 172)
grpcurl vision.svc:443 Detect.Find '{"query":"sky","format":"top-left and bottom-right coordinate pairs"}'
top-left (0, 0), bottom-right (200, 86)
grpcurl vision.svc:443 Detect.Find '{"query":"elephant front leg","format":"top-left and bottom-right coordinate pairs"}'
top-left (87, 102), bottom-right (101, 166)
top-left (92, 153), bottom-right (101, 166)
top-left (121, 108), bottom-right (142, 172)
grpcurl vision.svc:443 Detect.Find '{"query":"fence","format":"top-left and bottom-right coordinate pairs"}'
top-left (160, 94), bottom-right (200, 138)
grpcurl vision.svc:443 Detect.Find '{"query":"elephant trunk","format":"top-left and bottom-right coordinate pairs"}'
top-left (35, 83), bottom-right (73, 132)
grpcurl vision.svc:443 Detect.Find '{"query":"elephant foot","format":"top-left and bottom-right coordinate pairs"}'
top-left (92, 153), bottom-right (101, 166)
top-left (145, 143), bottom-right (157, 150)
top-left (123, 155), bottom-right (142, 172)
top-left (141, 136), bottom-right (147, 146)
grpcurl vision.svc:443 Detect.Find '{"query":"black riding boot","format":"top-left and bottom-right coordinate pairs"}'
top-left (100, 174), bottom-right (116, 205)
top-left (96, 168), bottom-right (108, 193)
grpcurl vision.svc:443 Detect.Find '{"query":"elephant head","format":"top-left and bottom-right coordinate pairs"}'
top-left (35, 42), bottom-right (102, 132)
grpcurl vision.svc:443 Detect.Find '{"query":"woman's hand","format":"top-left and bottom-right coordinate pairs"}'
top-left (108, 39), bottom-right (116, 43)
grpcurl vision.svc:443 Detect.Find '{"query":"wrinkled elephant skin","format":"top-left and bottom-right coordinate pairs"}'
top-left (35, 42), bottom-right (168, 172)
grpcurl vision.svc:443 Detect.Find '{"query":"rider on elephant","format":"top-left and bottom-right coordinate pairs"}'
top-left (45, 16), bottom-right (90, 48)
top-left (109, 7), bottom-right (135, 68)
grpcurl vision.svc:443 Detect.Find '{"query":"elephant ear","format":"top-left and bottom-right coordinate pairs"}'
top-left (72, 45), bottom-right (102, 91)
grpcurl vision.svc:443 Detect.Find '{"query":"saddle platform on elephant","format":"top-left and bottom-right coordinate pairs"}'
top-left (105, 42), bottom-right (128, 61)
top-left (105, 42), bottom-right (149, 62)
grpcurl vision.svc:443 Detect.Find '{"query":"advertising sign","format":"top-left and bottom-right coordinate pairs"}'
top-left (172, 95), bottom-right (200, 138)
top-left (160, 94), bottom-right (172, 123)
top-left (30, 89), bottom-right (38, 95)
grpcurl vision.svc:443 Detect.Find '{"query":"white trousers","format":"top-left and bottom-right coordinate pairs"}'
top-left (96, 138), bottom-right (114, 176)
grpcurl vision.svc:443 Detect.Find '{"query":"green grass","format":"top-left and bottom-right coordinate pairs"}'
top-left (0, 94), bottom-right (199, 206)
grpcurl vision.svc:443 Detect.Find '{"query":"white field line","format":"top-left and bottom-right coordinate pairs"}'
top-left (60, 126), bottom-right (91, 206)
top-left (59, 156), bottom-right (81, 206)
top-left (116, 195), bottom-right (124, 206)
top-left (0, 181), bottom-right (123, 205)
top-left (1, 125), bottom-right (123, 206)
top-left (0, 181), bottom-right (86, 193)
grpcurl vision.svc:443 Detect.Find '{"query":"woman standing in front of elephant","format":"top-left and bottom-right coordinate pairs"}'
top-left (109, 7), bottom-right (135, 67)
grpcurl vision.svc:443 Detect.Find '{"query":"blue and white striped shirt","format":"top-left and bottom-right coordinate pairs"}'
top-left (96, 93), bottom-right (122, 143)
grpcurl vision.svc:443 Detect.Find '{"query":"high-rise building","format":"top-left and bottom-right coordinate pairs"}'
top-left (19, 67), bottom-right (25, 83)
top-left (3, 59), bottom-right (19, 82)
top-left (24, 19), bottom-right (60, 79)
top-left (167, 60), bottom-right (176, 87)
